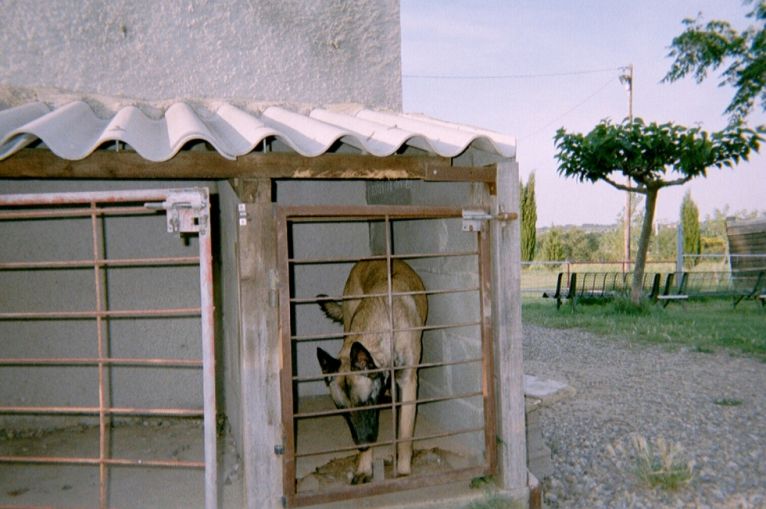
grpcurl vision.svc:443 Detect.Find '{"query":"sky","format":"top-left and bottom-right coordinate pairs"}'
top-left (400, 0), bottom-right (765, 227)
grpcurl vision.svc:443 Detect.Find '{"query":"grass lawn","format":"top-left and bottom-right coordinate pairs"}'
top-left (523, 297), bottom-right (766, 361)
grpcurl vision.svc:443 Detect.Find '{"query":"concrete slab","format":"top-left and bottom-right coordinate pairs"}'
top-left (524, 375), bottom-right (576, 407)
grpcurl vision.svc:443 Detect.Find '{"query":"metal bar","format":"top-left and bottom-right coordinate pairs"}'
top-left (0, 357), bottom-right (202, 367)
top-left (90, 202), bottom-right (109, 509)
top-left (290, 285), bottom-right (478, 304)
top-left (0, 307), bottom-right (202, 320)
top-left (288, 249), bottom-right (478, 266)
top-left (292, 357), bottom-right (482, 384)
top-left (290, 320), bottom-right (481, 342)
top-left (0, 256), bottom-right (200, 270)
top-left (0, 189), bottom-right (177, 206)
top-left (294, 424), bottom-right (486, 459)
top-left (0, 206), bottom-right (157, 221)
top-left (197, 191), bottom-right (218, 509)
top-left (278, 204), bottom-right (463, 221)
top-left (0, 406), bottom-right (204, 417)
top-left (0, 456), bottom-right (204, 469)
top-left (478, 228), bottom-right (498, 474)
top-left (385, 215), bottom-right (398, 477)
top-left (292, 465), bottom-right (488, 508)
top-left (294, 391), bottom-right (484, 419)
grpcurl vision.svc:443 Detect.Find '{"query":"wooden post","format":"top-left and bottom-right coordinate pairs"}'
top-left (237, 178), bottom-right (283, 509)
top-left (491, 159), bottom-right (528, 494)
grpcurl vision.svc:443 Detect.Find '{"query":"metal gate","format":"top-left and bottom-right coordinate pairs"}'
top-left (0, 188), bottom-right (217, 509)
top-left (276, 205), bottom-right (496, 507)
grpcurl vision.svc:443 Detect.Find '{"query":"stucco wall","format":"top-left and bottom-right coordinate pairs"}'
top-left (0, 0), bottom-right (402, 109)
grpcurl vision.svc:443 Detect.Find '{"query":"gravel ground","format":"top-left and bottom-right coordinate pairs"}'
top-left (523, 324), bottom-right (766, 509)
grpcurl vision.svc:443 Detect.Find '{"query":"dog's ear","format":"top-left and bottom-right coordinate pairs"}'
top-left (317, 347), bottom-right (341, 376)
top-left (350, 342), bottom-right (376, 372)
top-left (317, 294), bottom-right (344, 324)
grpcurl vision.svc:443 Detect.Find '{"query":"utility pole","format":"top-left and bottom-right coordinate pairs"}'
top-left (619, 64), bottom-right (634, 270)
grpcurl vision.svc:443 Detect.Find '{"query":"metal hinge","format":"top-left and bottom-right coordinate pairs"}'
top-left (462, 208), bottom-right (518, 232)
top-left (238, 203), bottom-right (249, 226)
top-left (145, 189), bottom-right (209, 235)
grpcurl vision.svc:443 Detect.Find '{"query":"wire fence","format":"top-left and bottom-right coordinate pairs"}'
top-left (521, 255), bottom-right (766, 296)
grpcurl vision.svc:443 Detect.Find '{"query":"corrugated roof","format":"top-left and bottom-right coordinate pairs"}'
top-left (0, 100), bottom-right (516, 162)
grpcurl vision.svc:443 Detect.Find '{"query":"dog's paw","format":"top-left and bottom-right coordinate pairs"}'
top-left (396, 467), bottom-right (411, 478)
top-left (351, 472), bottom-right (372, 485)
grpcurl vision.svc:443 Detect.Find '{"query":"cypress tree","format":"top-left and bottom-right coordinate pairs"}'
top-left (681, 190), bottom-right (701, 266)
top-left (520, 172), bottom-right (537, 261)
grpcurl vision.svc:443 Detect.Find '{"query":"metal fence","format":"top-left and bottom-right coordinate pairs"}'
top-left (522, 255), bottom-right (766, 296)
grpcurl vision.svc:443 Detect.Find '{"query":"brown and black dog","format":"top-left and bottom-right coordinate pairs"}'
top-left (316, 259), bottom-right (427, 484)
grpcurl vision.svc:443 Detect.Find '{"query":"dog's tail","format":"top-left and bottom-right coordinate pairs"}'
top-left (317, 294), bottom-right (344, 324)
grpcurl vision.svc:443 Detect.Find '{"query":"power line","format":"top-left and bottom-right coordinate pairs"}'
top-left (519, 76), bottom-right (620, 141)
top-left (402, 66), bottom-right (622, 80)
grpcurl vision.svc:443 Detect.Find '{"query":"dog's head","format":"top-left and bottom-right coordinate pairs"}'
top-left (316, 342), bottom-right (388, 446)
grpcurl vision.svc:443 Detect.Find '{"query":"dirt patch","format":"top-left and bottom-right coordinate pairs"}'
top-left (297, 447), bottom-right (471, 492)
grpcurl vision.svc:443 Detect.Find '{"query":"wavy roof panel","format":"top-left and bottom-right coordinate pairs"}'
top-left (0, 101), bottom-right (516, 162)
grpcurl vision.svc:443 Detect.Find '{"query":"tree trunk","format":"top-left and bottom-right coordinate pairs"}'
top-left (630, 187), bottom-right (658, 304)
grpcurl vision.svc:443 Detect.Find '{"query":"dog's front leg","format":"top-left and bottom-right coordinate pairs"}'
top-left (352, 448), bottom-right (373, 484)
top-left (396, 368), bottom-right (417, 477)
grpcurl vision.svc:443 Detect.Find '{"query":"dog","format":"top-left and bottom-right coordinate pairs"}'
top-left (316, 259), bottom-right (427, 484)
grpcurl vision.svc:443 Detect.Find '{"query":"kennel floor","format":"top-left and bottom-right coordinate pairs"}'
top-left (295, 395), bottom-right (484, 494)
top-left (0, 418), bottom-right (242, 509)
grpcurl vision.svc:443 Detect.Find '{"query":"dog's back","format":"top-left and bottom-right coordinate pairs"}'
top-left (342, 259), bottom-right (426, 326)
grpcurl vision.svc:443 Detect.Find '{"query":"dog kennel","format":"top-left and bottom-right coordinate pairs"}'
top-left (0, 101), bottom-right (527, 509)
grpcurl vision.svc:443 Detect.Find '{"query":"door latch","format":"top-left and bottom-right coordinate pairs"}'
top-left (145, 189), bottom-right (209, 234)
top-left (461, 208), bottom-right (518, 232)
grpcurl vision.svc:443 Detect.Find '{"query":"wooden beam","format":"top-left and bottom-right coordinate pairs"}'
top-left (237, 178), bottom-right (283, 509)
top-left (0, 148), bottom-right (495, 182)
top-left (491, 159), bottom-right (527, 493)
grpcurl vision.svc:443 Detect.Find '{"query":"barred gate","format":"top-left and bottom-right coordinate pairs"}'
top-left (0, 188), bottom-right (217, 509)
top-left (276, 205), bottom-right (496, 507)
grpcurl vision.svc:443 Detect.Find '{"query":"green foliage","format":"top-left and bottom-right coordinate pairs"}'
top-left (554, 119), bottom-right (762, 190)
top-left (664, 1), bottom-right (766, 122)
top-left (653, 224), bottom-right (678, 260)
top-left (520, 172), bottom-right (537, 262)
top-left (681, 191), bottom-right (702, 266)
top-left (540, 227), bottom-right (565, 261)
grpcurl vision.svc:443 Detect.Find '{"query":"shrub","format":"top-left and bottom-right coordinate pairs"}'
top-left (631, 435), bottom-right (694, 490)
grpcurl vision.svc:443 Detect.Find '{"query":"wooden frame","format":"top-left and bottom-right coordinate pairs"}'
top-left (0, 148), bottom-right (496, 183)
